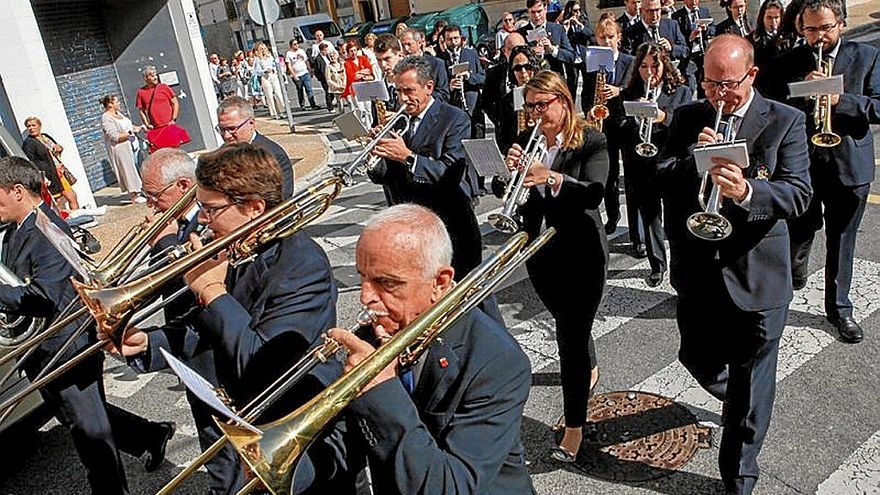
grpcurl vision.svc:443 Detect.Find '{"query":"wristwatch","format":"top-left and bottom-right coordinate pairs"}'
top-left (546, 172), bottom-right (558, 187)
top-left (405, 154), bottom-right (417, 170)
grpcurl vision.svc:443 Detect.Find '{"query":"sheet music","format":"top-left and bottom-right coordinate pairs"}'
top-left (160, 348), bottom-right (261, 434)
top-left (584, 46), bottom-right (614, 72)
top-left (787, 75), bottom-right (844, 98)
top-left (693, 140), bottom-right (750, 174)
top-left (463, 139), bottom-right (510, 177)
top-left (34, 209), bottom-right (89, 280)
top-left (352, 81), bottom-right (390, 103)
top-left (451, 62), bottom-right (470, 76)
top-left (526, 27), bottom-right (547, 43)
top-left (623, 101), bottom-right (659, 118)
top-left (333, 111), bottom-right (370, 140)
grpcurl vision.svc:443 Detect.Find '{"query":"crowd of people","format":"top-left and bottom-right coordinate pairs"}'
top-left (1, 0), bottom-right (877, 495)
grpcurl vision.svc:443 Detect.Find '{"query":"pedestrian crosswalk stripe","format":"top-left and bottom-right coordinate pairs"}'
top-left (816, 428), bottom-right (880, 494)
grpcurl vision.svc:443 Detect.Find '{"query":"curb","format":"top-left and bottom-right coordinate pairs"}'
top-left (844, 19), bottom-right (880, 39)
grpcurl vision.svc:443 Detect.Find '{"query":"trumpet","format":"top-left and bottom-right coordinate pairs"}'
top-left (635, 78), bottom-right (659, 158)
top-left (0, 177), bottom-right (344, 418)
top-left (811, 43), bottom-right (842, 148)
top-left (216, 228), bottom-right (556, 495)
top-left (154, 307), bottom-right (380, 495)
top-left (489, 119), bottom-right (548, 234)
top-left (0, 262), bottom-right (46, 347)
top-left (587, 67), bottom-right (610, 132)
top-left (686, 101), bottom-right (735, 241)
top-left (335, 106), bottom-right (411, 184)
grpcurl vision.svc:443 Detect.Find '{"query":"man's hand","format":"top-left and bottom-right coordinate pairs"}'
top-left (328, 326), bottom-right (397, 394)
top-left (709, 158), bottom-right (749, 202)
top-left (698, 126), bottom-right (722, 146)
top-left (690, 28), bottom-right (702, 41)
top-left (450, 76), bottom-right (464, 90)
top-left (505, 143), bottom-right (525, 172)
top-left (183, 233), bottom-right (228, 305)
top-left (805, 70), bottom-right (840, 105)
top-left (373, 131), bottom-right (412, 163)
top-left (601, 84), bottom-right (621, 99)
top-left (658, 37), bottom-right (672, 52)
top-left (522, 161), bottom-right (554, 188)
top-left (100, 326), bottom-right (149, 357)
top-left (539, 37), bottom-right (555, 52)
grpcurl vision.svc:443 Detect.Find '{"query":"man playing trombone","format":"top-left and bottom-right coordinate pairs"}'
top-left (110, 144), bottom-right (338, 493)
top-left (0, 157), bottom-right (172, 494)
top-left (657, 34), bottom-right (811, 494)
top-left (298, 204), bottom-right (534, 494)
top-left (767, 0), bottom-right (880, 343)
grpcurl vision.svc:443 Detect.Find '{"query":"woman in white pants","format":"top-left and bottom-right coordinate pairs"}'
top-left (254, 42), bottom-right (286, 118)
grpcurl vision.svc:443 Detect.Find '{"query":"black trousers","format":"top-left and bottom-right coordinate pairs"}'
top-left (603, 133), bottom-right (623, 229)
top-left (788, 174), bottom-right (869, 319)
top-left (37, 354), bottom-right (128, 495)
top-left (527, 241), bottom-right (606, 427)
top-left (675, 267), bottom-right (786, 495)
top-left (622, 156), bottom-right (667, 272)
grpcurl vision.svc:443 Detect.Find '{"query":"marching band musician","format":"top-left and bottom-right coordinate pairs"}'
top-left (504, 70), bottom-right (608, 463)
top-left (582, 15), bottom-right (634, 235)
top-left (494, 46), bottom-right (539, 155)
top-left (296, 204), bottom-right (534, 495)
top-left (657, 34), bottom-right (810, 494)
top-left (399, 28), bottom-right (451, 102)
top-left (715, 0), bottom-right (753, 37)
top-left (768, 0), bottom-right (880, 344)
top-left (110, 144), bottom-right (339, 492)
top-left (748, 0), bottom-right (789, 79)
top-left (483, 33), bottom-right (528, 130)
top-left (559, 1), bottom-right (594, 107)
top-left (517, 0), bottom-right (576, 77)
top-left (367, 56), bottom-right (483, 279)
top-left (619, 42), bottom-right (691, 285)
top-left (438, 24), bottom-right (485, 132)
top-left (0, 157), bottom-right (172, 494)
top-left (671, 0), bottom-right (714, 97)
top-left (621, 0), bottom-right (689, 63)
top-left (617, 0), bottom-right (642, 32)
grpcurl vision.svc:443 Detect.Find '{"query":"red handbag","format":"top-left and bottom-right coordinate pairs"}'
top-left (145, 124), bottom-right (191, 153)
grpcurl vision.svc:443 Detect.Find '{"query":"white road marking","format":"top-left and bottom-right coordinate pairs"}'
top-left (816, 429), bottom-right (880, 494)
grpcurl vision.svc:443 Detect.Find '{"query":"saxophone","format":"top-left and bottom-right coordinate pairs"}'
top-left (375, 100), bottom-right (387, 126)
top-left (587, 69), bottom-right (610, 132)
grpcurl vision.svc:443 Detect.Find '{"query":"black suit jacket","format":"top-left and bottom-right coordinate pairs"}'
top-left (139, 231), bottom-right (338, 411)
top-left (671, 6), bottom-right (713, 69)
top-left (520, 128), bottom-right (610, 271)
top-left (369, 100), bottom-right (482, 277)
top-left (0, 204), bottom-right (93, 375)
top-left (252, 133), bottom-right (294, 198)
top-left (483, 62), bottom-right (512, 126)
top-left (438, 47), bottom-right (486, 114)
top-left (714, 16), bottom-right (752, 37)
top-left (21, 135), bottom-right (63, 195)
top-left (765, 40), bottom-right (880, 187)
top-left (424, 54), bottom-right (451, 103)
top-left (622, 19), bottom-right (689, 60)
top-left (659, 93), bottom-right (812, 311)
top-left (620, 83), bottom-right (693, 157)
top-left (617, 12), bottom-right (641, 32)
top-left (348, 308), bottom-right (534, 495)
top-left (517, 21), bottom-right (576, 74)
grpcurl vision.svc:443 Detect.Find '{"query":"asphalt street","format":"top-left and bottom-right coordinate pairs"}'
top-left (1, 30), bottom-right (879, 495)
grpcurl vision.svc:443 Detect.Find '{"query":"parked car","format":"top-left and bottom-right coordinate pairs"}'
top-left (343, 21), bottom-right (375, 45)
top-left (405, 11), bottom-right (441, 37)
top-left (430, 4), bottom-right (490, 47)
top-left (0, 123), bottom-right (44, 433)
top-left (370, 16), bottom-right (407, 36)
top-left (272, 13), bottom-right (343, 55)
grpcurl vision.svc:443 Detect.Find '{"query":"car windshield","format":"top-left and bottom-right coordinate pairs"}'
top-left (300, 21), bottom-right (341, 39)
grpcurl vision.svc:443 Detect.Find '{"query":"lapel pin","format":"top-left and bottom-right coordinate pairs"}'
top-left (439, 357), bottom-right (449, 368)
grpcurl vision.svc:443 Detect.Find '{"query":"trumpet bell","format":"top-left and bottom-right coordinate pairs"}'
top-left (811, 132), bottom-right (841, 148)
top-left (488, 213), bottom-right (519, 234)
top-left (635, 142), bottom-right (658, 158)
top-left (687, 211), bottom-right (733, 241)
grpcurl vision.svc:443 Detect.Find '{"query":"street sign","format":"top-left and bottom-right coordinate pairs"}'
top-left (248, 0), bottom-right (280, 25)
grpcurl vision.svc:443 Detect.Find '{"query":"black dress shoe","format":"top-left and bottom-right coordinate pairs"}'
top-left (828, 316), bottom-right (864, 343)
top-left (144, 421), bottom-right (176, 472)
top-left (604, 222), bottom-right (617, 235)
top-left (645, 270), bottom-right (665, 288)
top-left (633, 243), bottom-right (648, 259)
top-left (792, 277), bottom-right (807, 291)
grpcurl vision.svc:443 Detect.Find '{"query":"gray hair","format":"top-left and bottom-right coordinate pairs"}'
top-left (217, 96), bottom-right (255, 119)
top-left (403, 28), bottom-right (426, 42)
top-left (142, 65), bottom-right (157, 75)
top-left (142, 148), bottom-right (196, 183)
top-left (393, 55), bottom-right (435, 85)
top-left (361, 204), bottom-right (452, 278)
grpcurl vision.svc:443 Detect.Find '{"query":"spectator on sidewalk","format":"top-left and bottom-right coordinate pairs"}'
top-left (100, 94), bottom-right (145, 204)
top-left (254, 42), bottom-right (286, 119)
top-left (326, 50), bottom-right (347, 113)
top-left (285, 39), bottom-right (320, 110)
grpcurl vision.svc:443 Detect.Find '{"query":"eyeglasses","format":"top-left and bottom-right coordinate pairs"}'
top-left (802, 22), bottom-right (839, 35)
top-left (143, 181), bottom-right (177, 203)
top-left (214, 119), bottom-right (252, 135)
top-left (512, 63), bottom-right (534, 72)
top-left (523, 96), bottom-right (559, 113)
top-left (701, 70), bottom-right (752, 91)
top-left (197, 200), bottom-right (241, 220)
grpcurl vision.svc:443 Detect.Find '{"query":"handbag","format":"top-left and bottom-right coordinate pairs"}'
top-left (145, 86), bottom-right (191, 153)
top-left (59, 165), bottom-right (77, 185)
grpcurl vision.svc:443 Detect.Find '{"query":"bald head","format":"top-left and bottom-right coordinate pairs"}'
top-left (502, 33), bottom-right (526, 59)
top-left (705, 34), bottom-right (754, 70)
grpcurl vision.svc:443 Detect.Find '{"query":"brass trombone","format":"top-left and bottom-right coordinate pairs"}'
top-left (217, 228), bottom-right (556, 495)
top-left (811, 43), bottom-right (842, 148)
top-left (0, 177), bottom-right (344, 417)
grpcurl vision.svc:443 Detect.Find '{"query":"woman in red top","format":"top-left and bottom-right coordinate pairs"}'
top-left (341, 39), bottom-right (375, 117)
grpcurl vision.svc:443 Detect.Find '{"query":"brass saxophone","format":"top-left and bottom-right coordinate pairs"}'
top-left (375, 100), bottom-right (387, 126)
top-left (588, 68), bottom-right (610, 132)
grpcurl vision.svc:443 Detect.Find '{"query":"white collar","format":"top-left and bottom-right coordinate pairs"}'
top-left (730, 88), bottom-right (755, 119)
top-left (642, 20), bottom-right (660, 32)
top-left (824, 39), bottom-right (842, 59)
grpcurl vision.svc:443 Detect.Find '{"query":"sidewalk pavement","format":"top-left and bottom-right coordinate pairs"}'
top-left (88, 117), bottom-right (326, 259)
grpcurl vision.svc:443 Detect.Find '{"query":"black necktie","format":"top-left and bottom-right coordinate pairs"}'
top-left (721, 114), bottom-right (739, 141)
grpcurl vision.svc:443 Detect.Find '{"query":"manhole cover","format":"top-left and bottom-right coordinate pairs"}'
top-left (570, 391), bottom-right (712, 482)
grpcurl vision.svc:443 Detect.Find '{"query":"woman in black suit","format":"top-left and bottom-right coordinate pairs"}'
top-left (750, 0), bottom-right (794, 92)
top-left (620, 42), bottom-right (692, 286)
top-left (505, 70), bottom-right (608, 463)
top-left (494, 46), bottom-right (540, 156)
top-left (716, 0), bottom-right (753, 37)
